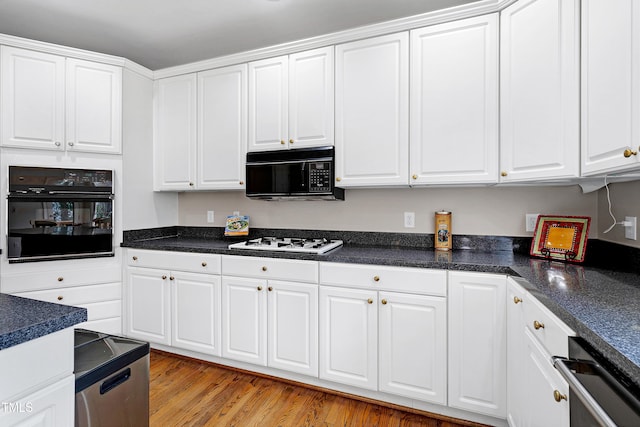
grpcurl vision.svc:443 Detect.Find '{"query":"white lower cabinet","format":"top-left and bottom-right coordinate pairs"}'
top-left (448, 271), bottom-right (507, 418)
top-left (125, 249), bottom-right (222, 355)
top-left (319, 262), bottom-right (447, 404)
top-left (221, 256), bottom-right (319, 377)
top-left (506, 278), bottom-right (573, 427)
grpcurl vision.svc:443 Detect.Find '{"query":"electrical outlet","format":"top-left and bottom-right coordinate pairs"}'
top-left (404, 212), bottom-right (415, 228)
top-left (207, 211), bottom-right (215, 223)
top-left (625, 216), bottom-right (637, 240)
top-left (526, 214), bottom-right (540, 232)
top-left (233, 211), bottom-right (240, 216)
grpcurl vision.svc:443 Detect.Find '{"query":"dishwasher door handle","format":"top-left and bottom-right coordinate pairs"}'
top-left (100, 367), bottom-right (131, 395)
top-left (553, 357), bottom-right (617, 427)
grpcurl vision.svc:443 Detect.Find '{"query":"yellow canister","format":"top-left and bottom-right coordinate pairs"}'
top-left (435, 211), bottom-right (452, 251)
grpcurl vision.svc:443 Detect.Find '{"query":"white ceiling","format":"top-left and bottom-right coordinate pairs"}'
top-left (0, 0), bottom-right (480, 70)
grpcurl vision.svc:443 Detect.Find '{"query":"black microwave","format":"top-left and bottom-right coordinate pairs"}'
top-left (245, 146), bottom-right (345, 200)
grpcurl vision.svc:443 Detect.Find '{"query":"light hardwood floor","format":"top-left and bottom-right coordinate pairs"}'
top-left (149, 350), bottom-right (488, 427)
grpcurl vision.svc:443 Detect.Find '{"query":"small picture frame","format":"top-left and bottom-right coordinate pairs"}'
top-left (530, 215), bottom-right (591, 263)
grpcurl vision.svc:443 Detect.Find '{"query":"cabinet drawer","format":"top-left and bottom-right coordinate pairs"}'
top-left (14, 282), bottom-right (121, 306)
top-left (222, 255), bottom-right (318, 283)
top-left (524, 294), bottom-right (575, 358)
top-left (319, 262), bottom-right (446, 296)
top-left (127, 249), bottom-right (221, 274)
top-left (1, 265), bottom-right (121, 293)
top-left (0, 328), bottom-right (73, 401)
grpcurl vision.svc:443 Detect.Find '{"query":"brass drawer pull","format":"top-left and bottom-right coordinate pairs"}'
top-left (170, 276), bottom-right (175, 281)
top-left (373, 276), bottom-right (380, 282)
top-left (513, 296), bottom-right (522, 304)
top-left (381, 299), bottom-right (387, 305)
top-left (57, 296), bottom-right (63, 301)
top-left (162, 275), bottom-right (167, 280)
top-left (201, 262), bottom-right (207, 267)
top-left (132, 256), bottom-right (138, 261)
top-left (268, 286), bottom-right (273, 292)
top-left (553, 390), bottom-right (567, 402)
top-left (257, 286), bottom-right (263, 291)
top-left (262, 266), bottom-right (267, 272)
top-left (57, 277), bottom-right (64, 282)
top-left (533, 320), bottom-right (545, 330)
top-left (367, 298), bottom-right (373, 304)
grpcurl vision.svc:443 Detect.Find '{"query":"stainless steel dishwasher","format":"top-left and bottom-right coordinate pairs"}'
top-left (74, 329), bottom-right (150, 427)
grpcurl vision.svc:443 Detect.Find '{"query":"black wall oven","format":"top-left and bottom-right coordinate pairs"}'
top-left (7, 166), bottom-right (114, 263)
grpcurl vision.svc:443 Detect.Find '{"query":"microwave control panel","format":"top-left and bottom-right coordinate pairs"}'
top-left (309, 163), bottom-right (331, 192)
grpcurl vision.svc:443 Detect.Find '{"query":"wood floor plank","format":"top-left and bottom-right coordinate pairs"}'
top-left (149, 351), bottom-right (489, 427)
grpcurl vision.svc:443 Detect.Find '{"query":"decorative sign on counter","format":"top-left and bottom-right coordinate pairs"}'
top-left (530, 215), bottom-right (590, 263)
top-left (225, 215), bottom-right (250, 236)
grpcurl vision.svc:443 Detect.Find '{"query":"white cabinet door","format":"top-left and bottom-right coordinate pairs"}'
top-left (248, 56), bottom-right (288, 152)
top-left (288, 46), bottom-right (334, 148)
top-left (410, 14), bottom-right (499, 185)
top-left (581, 0), bottom-right (640, 175)
top-left (335, 32), bottom-right (409, 186)
top-left (198, 64), bottom-right (247, 190)
top-left (154, 73), bottom-right (197, 190)
top-left (448, 271), bottom-right (506, 418)
top-left (222, 276), bottom-right (267, 365)
top-left (267, 280), bottom-right (318, 377)
top-left (125, 267), bottom-right (171, 345)
top-left (521, 328), bottom-right (570, 427)
top-left (1, 46), bottom-right (65, 150)
top-left (506, 279), bottom-right (528, 427)
top-left (378, 291), bottom-right (447, 404)
top-left (66, 58), bottom-right (122, 153)
top-left (172, 271), bottom-right (221, 356)
top-left (0, 375), bottom-right (74, 427)
top-left (500, 0), bottom-right (579, 181)
top-left (319, 286), bottom-right (377, 390)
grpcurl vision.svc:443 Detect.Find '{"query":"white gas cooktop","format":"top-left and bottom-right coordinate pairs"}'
top-left (228, 237), bottom-right (343, 254)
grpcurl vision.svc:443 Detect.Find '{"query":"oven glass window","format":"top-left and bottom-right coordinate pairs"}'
top-left (8, 199), bottom-right (113, 261)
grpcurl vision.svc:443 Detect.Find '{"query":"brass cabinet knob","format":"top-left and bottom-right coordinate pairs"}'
top-left (68, 142), bottom-right (74, 147)
top-left (501, 171), bottom-right (508, 177)
top-left (261, 266), bottom-right (267, 272)
top-left (201, 262), bottom-right (207, 267)
top-left (623, 149), bottom-right (638, 158)
top-left (162, 275), bottom-right (167, 280)
top-left (132, 256), bottom-right (138, 261)
top-left (280, 140), bottom-right (285, 145)
top-left (189, 182), bottom-right (194, 187)
top-left (513, 296), bottom-right (523, 304)
top-left (55, 141), bottom-right (61, 147)
top-left (289, 139), bottom-right (294, 144)
top-left (412, 174), bottom-right (418, 180)
top-left (336, 177), bottom-right (341, 182)
top-left (169, 276), bottom-right (175, 281)
top-left (553, 390), bottom-right (567, 402)
top-left (239, 181), bottom-right (244, 185)
top-left (381, 299), bottom-right (388, 305)
top-left (57, 296), bottom-right (63, 301)
top-left (268, 286), bottom-right (273, 292)
top-left (533, 320), bottom-right (545, 330)
top-left (57, 277), bottom-right (64, 282)
top-left (367, 298), bottom-right (373, 304)
top-left (373, 276), bottom-right (380, 282)
top-left (257, 286), bottom-right (263, 291)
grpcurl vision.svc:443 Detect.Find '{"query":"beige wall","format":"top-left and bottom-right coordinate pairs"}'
top-left (179, 185), bottom-right (598, 238)
top-left (597, 180), bottom-right (640, 248)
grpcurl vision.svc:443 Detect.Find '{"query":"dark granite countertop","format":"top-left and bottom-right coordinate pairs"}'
top-left (0, 293), bottom-right (87, 351)
top-left (122, 226), bottom-right (640, 387)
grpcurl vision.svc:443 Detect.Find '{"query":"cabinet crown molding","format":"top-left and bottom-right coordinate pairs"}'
top-left (153, 0), bottom-right (517, 79)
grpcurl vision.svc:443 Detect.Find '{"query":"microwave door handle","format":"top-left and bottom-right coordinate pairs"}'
top-left (553, 357), bottom-right (617, 427)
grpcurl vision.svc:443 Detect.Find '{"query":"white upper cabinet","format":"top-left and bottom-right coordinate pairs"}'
top-left (248, 46), bottom-right (334, 152)
top-left (581, 0), bottom-right (640, 175)
top-left (1, 46), bottom-right (122, 154)
top-left (198, 64), bottom-right (247, 189)
top-left (500, 0), bottom-right (580, 182)
top-left (410, 14), bottom-right (499, 185)
top-left (66, 58), bottom-right (122, 153)
top-left (335, 32), bottom-right (409, 187)
top-left (154, 73), bottom-right (197, 190)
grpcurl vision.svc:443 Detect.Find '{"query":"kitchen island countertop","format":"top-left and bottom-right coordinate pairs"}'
top-left (122, 229), bottom-right (640, 388)
top-left (0, 293), bottom-right (87, 350)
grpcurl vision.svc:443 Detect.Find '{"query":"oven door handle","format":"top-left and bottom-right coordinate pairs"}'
top-left (553, 357), bottom-right (618, 427)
